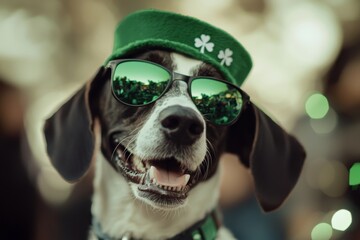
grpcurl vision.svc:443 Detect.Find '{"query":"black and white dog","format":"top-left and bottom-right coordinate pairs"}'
top-left (44, 50), bottom-right (305, 240)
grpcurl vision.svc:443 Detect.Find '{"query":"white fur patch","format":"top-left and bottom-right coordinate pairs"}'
top-left (92, 153), bottom-right (221, 240)
top-left (171, 53), bottom-right (202, 75)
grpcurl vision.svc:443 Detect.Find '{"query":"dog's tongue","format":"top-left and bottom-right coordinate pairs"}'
top-left (149, 166), bottom-right (190, 187)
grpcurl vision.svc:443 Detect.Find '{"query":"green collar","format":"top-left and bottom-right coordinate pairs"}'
top-left (93, 210), bottom-right (220, 240)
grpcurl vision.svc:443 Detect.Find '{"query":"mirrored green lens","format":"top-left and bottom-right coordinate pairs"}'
top-left (191, 78), bottom-right (243, 125)
top-left (112, 61), bottom-right (171, 105)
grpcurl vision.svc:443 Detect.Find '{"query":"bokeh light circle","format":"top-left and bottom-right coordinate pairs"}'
top-left (331, 209), bottom-right (352, 231)
top-left (306, 93), bottom-right (330, 119)
top-left (311, 223), bottom-right (333, 240)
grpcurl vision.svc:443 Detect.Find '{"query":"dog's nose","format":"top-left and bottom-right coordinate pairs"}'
top-left (159, 105), bottom-right (204, 145)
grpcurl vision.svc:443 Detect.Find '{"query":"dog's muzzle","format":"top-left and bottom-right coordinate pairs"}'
top-left (112, 144), bottom-right (199, 206)
top-left (107, 106), bottom-right (210, 207)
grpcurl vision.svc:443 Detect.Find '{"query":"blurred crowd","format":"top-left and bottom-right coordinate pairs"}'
top-left (0, 0), bottom-right (359, 239)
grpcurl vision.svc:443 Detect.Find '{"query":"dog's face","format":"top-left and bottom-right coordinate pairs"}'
top-left (97, 50), bottom-right (226, 209)
top-left (44, 49), bottom-right (305, 212)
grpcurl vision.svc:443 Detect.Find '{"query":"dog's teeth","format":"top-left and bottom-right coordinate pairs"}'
top-left (184, 174), bottom-right (190, 185)
top-left (133, 156), bottom-right (145, 172)
top-left (116, 149), bottom-right (123, 159)
top-left (149, 166), bottom-right (155, 180)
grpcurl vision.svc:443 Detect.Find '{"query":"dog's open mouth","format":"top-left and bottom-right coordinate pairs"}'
top-left (113, 144), bottom-right (195, 204)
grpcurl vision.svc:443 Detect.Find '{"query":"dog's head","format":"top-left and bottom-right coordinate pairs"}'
top-left (44, 50), bottom-right (305, 212)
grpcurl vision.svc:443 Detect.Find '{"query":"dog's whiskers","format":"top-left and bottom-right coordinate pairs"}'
top-left (113, 125), bottom-right (143, 162)
top-left (110, 143), bottom-right (122, 164)
top-left (124, 134), bottom-right (140, 161)
top-left (118, 125), bottom-right (143, 147)
top-left (206, 138), bottom-right (216, 156)
top-left (203, 157), bottom-right (210, 180)
top-left (193, 138), bottom-right (215, 181)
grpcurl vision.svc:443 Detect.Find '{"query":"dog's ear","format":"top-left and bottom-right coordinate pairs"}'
top-left (44, 67), bottom-right (107, 182)
top-left (225, 102), bottom-right (306, 212)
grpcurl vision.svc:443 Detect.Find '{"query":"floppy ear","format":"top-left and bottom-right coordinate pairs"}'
top-left (44, 67), bottom-right (107, 182)
top-left (226, 102), bottom-right (306, 212)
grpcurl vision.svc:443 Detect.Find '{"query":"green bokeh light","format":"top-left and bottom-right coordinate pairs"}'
top-left (349, 163), bottom-right (360, 186)
top-left (305, 93), bottom-right (329, 119)
top-left (311, 223), bottom-right (332, 240)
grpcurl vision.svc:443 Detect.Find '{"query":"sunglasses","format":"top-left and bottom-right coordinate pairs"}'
top-left (107, 59), bottom-right (250, 126)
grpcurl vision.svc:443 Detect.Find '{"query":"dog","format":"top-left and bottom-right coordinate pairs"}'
top-left (44, 50), bottom-right (305, 240)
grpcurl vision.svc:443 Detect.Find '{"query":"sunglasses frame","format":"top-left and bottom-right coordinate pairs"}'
top-left (106, 59), bottom-right (250, 126)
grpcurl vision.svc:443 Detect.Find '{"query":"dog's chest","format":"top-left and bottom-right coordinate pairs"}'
top-left (90, 153), bottom-right (224, 240)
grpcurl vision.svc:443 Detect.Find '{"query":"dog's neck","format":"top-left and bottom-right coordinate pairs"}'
top-left (91, 153), bottom-right (221, 240)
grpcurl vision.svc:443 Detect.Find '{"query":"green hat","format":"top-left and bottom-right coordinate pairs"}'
top-left (105, 9), bottom-right (252, 86)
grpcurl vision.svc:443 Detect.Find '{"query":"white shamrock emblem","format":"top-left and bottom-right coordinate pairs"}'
top-left (194, 34), bottom-right (214, 53)
top-left (218, 48), bottom-right (233, 66)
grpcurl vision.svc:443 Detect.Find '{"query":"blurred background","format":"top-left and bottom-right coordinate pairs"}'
top-left (0, 0), bottom-right (359, 239)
